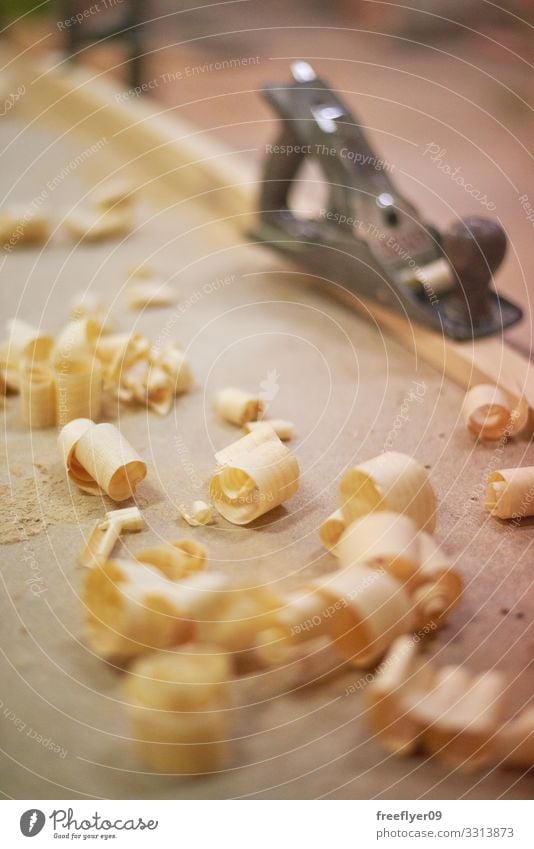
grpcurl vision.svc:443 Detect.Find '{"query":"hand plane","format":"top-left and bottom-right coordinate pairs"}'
top-left (255, 62), bottom-right (522, 343)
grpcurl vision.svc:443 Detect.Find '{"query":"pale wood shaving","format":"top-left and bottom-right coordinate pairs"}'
top-left (462, 384), bottom-right (529, 441)
top-left (210, 424), bottom-right (299, 524)
top-left (340, 450), bottom-right (436, 533)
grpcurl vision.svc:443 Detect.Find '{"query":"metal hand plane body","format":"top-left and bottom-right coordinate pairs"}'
top-left (256, 63), bottom-right (521, 341)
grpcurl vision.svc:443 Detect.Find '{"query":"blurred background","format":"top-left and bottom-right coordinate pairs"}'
top-left (2, 0), bottom-right (534, 345)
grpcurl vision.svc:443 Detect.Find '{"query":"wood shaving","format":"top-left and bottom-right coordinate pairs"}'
top-left (84, 559), bottom-right (227, 660)
top-left (178, 501), bottom-right (214, 526)
top-left (319, 508), bottom-right (346, 554)
top-left (123, 646), bottom-right (233, 773)
top-left (65, 205), bottom-right (134, 243)
top-left (214, 387), bottom-right (264, 426)
top-left (58, 418), bottom-right (147, 501)
top-left (210, 424), bottom-right (299, 524)
top-left (336, 511), bottom-right (462, 623)
top-left (462, 384), bottom-right (529, 441)
top-left (340, 450), bottom-right (436, 533)
top-left (486, 467), bottom-right (534, 520)
top-left (78, 506), bottom-right (145, 568)
top-left (243, 418), bottom-right (294, 440)
top-left (136, 539), bottom-right (207, 581)
top-left (0, 206), bottom-right (49, 247)
top-left (367, 637), bottom-right (509, 771)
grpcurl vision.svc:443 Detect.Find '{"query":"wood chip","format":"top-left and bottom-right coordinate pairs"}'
top-left (84, 559), bottom-right (227, 660)
top-left (58, 418), bottom-right (147, 501)
top-left (486, 467), bottom-right (534, 520)
top-left (367, 638), bottom-right (508, 771)
top-left (65, 206), bottom-right (134, 242)
top-left (123, 646), bottom-right (233, 773)
top-left (319, 508), bottom-right (347, 554)
top-left (0, 207), bottom-right (49, 247)
top-left (336, 511), bottom-right (462, 623)
top-left (78, 506), bottom-right (145, 568)
top-left (340, 450), bottom-right (437, 532)
top-left (244, 418), bottom-right (294, 440)
top-left (54, 355), bottom-right (102, 427)
top-left (214, 387), bottom-right (264, 426)
top-left (179, 501), bottom-right (214, 526)
top-left (210, 424), bottom-right (299, 524)
top-left (20, 362), bottom-right (55, 429)
top-left (136, 539), bottom-right (207, 581)
top-left (462, 384), bottom-right (529, 441)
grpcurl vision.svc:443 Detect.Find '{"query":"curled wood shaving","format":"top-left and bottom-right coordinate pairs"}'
top-left (178, 501), bottom-right (214, 527)
top-left (4, 319), bottom-right (54, 381)
top-left (252, 634), bottom-right (344, 687)
top-left (53, 317), bottom-right (100, 364)
top-left (194, 585), bottom-right (283, 653)
top-left (486, 466), bottom-right (534, 520)
top-left (310, 565), bottom-right (420, 667)
top-left (319, 508), bottom-right (347, 554)
top-left (257, 562), bottom-right (422, 670)
top-left (3, 317), bottom-right (106, 426)
top-left (340, 450), bottom-right (436, 533)
top-left (58, 417), bottom-right (147, 501)
top-left (78, 506), bottom-right (145, 568)
top-left (210, 424), bottom-right (300, 524)
top-left (214, 387), bottom-right (264, 426)
top-left (136, 539), bottom-right (207, 581)
top-left (54, 355), bottom-right (102, 427)
top-left (154, 344), bottom-right (193, 395)
top-left (70, 290), bottom-right (115, 332)
top-left (20, 363), bottom-right (55, 429)
top-left (93, 335), bottom-right (192, 415)
top-left (243, 418), bottom-right (294, 441)
top-left (462, 384), bottom-right (529, 441)
top-left (95, 332), bottom-right (150, 390)
top-left (123, 646), bottom-right (233, 773)
top-left (84, 559), bottom-right (227, 660)
top-left (367, 637), bottom-right (507, 771)
top-left (336, 511), bottom-right (462, 623)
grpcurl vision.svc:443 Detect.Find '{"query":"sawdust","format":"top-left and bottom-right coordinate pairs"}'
top-left (0, 464), bottom-right (102, 545)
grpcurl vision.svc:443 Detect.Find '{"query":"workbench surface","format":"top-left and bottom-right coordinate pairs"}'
top-left (1, 71), bottom-right (533, 801)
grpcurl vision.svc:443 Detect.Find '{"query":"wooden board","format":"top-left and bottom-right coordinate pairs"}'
top-left (0, 53), bottom-right (533, 800)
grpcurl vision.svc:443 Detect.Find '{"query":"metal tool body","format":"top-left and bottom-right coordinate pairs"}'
top-left (256, 63), bottom-right (521, 341)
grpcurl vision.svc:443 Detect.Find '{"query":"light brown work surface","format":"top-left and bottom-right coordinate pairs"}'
top-left (0, 63), bottom-right (533, 801)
